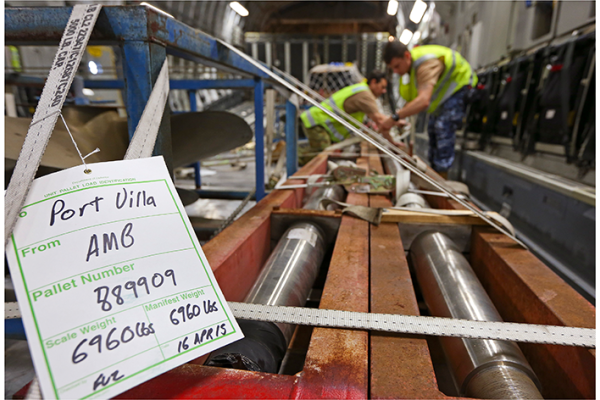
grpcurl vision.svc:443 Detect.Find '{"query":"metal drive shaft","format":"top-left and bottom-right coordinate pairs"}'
top-left (244, 222), bottom-right (326, 342)
top-left (206, 223), bottom-right (326, 373)
top-left (410, 231), bottom-right (542, 399)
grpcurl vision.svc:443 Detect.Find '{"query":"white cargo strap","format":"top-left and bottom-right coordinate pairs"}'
top-left (5, 302), bottom-right (594, 348)
top-left (25, 378), bottom-right (42, 400)
top-left (4, 4), bottom-right (102, 246)
top-left (2, 7), bottom-right (115, 400)
top-left (124, 59), bottom-right (170, 160)
top-left (230, 302), bottom-right (594, 348)
top-left (5, 302), bottom-right (22, 320)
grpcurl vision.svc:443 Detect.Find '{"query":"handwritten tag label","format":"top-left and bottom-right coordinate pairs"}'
top-left (5, 157), bottom-right (243, 399)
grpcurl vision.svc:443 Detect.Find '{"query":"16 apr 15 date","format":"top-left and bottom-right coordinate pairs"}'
top-left (177, 323), bottom-right (228, 353)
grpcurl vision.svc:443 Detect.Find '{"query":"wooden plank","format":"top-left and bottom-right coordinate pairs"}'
top-left (368, 146), bottom-right (455, 399)
top-left (381, 209), bottom-right (495, 225)
top-left (271, 208), bottom-right (340, 218)
top-left (470, 227), bottom-right (596, 399)
top-left (292, 163), bottom-right (370, 398)
top-left (370, 194), bottom-right (447, 399)
top-left (367, 143), bottom-right (384, 175)
top-left (424, 195), bottom-right (469, 211)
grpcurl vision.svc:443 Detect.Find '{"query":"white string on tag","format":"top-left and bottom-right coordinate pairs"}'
top-left (58, 113), bottom-right (100, 174)
top-left (29, 110), bottom-right (61, 128)
top-left (83, 148), bottom-right (101, 160)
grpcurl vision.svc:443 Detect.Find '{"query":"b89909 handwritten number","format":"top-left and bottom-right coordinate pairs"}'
top-left (94, 269), bottom-right (176, 311)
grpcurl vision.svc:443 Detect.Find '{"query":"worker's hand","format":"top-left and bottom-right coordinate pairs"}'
top-left (395, 141), bottom-right (408, 151)
top-left (380, 129), bottom-right (402, 148)
top-left (380, 116), bottom-right (396, 131)
top-left (395, 118), bottom-right (409, 127)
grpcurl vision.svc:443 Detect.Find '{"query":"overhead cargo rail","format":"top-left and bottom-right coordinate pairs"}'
top-left (4, 6), bottom-right (271, 80)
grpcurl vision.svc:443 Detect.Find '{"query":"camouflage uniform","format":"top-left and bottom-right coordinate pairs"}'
top-left (299, 124), bottom-right (332, 164)
top-left (427, 87), bottom-right (466, 172)
top-left (302, 124), bottom-right (332, 151)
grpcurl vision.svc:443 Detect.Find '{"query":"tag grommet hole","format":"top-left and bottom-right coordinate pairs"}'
top-left (84, 169), bottom-right (92, 174)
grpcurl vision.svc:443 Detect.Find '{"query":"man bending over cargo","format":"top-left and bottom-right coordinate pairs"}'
top-left (300, 70), bottom-right (406, 155)
top-left (384, 41), bottom-right (477, 178)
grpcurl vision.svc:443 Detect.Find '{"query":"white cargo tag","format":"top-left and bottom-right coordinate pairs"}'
top-left (545, 109), bottom-right (556, 119)
top-left (5, 157), bottom-right (243, 399)
top-left (287, 228), bottom-right (318, 248)
top-left (501, 111), bottom-right (508, 120)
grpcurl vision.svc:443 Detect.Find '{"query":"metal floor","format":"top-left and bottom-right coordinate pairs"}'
top-left (177, 159), bottom-right (257, 193)
top-left (177, 160), bottom-right (258, 230)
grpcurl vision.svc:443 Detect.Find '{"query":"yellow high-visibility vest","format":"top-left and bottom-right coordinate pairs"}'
top-left (400, 45), bottom-right (477, 113)
top-left (300, 82), bottom-right (369, 142)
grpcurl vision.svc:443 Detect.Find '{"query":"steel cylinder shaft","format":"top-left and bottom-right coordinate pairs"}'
top-left (244, 222), bottom-right (326, 342)
top-left (410, 231), bottom-right (542, 399)
top-left (303, 185), bottom-right (346, 210)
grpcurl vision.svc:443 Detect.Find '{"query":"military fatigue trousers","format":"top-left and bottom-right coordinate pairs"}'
top-left (299, 124), bottom-right (333, 164)
top-left (427, 87), bottom-right (467, 172)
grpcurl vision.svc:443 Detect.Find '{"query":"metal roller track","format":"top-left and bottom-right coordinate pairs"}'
top-left (217, 39), bottom-right (526, 248)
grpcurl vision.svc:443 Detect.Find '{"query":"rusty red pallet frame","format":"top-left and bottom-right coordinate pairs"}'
top-left (15, 149), bottom-right (594, 400)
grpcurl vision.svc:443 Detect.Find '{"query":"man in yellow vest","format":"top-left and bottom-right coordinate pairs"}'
top-left (300, 71), bottom-right (405, 154)
top-left (384, 42), bottom-right (477, 178)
